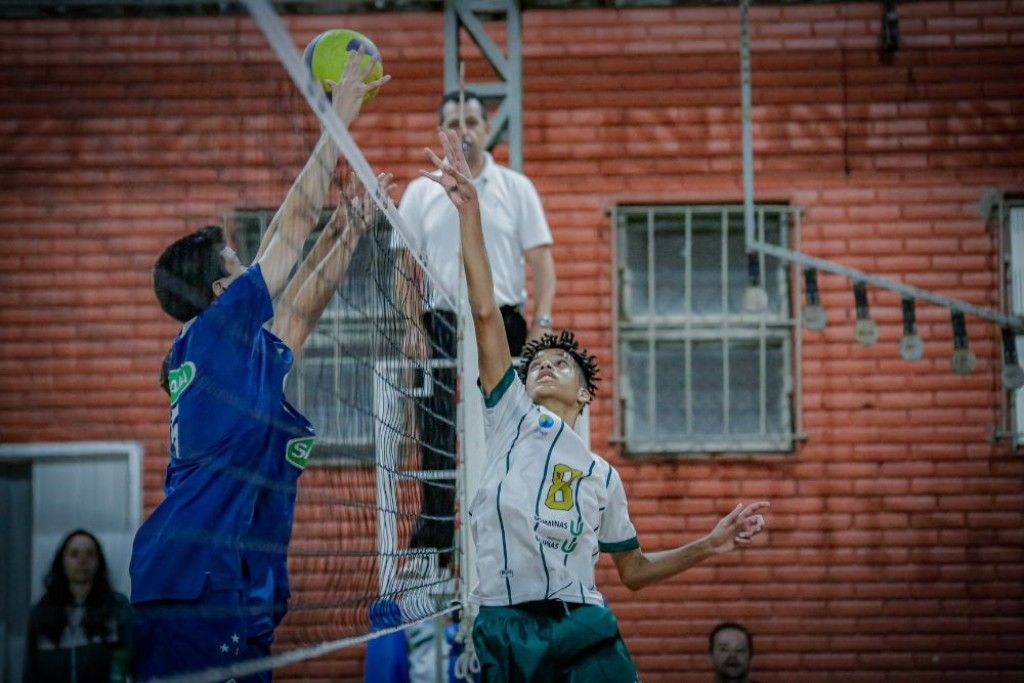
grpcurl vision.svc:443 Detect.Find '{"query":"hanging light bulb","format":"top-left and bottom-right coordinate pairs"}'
top-left (1001, 327), bottom-right (1024, 390)
top-left (898, 297), bottom-right (925, 361)
top-left (802, 268), bottom-right (827, 331)
top-left (852, 281), bottom-right (878, 346)
top-left (950, 311), bottom-right (976, 374)
top-left (742, 253), bottom-right (768, 312)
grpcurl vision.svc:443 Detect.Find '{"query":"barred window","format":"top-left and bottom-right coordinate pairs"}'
top-left (614, 205), bottom-right (796, 454)
top-left (1004, 203), bottom-right (1024, 448)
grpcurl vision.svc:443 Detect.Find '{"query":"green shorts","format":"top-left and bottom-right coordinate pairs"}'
top-left (473, 601), bottom-right (640, 683)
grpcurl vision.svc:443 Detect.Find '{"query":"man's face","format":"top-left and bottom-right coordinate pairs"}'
top-left (213, 246), bottom-right (245, 297)
top-left (525, 348), bottom-right (587, 407)
top-left (440, 99), bottom-right (489, 165)
top-left (711, 628), bottom-right (751, 681)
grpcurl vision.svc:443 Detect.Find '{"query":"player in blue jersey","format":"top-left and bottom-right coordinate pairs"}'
top-left (130, 52), bottom-right (388, 683)
top-left (422, 129), bottom-right (770, 682)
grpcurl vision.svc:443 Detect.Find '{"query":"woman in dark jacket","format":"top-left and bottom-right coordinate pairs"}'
top-left (23, 529), bottom-right (132, 683)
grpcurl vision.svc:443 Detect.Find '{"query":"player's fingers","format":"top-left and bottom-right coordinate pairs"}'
top-left (363, 73), bottom-right (390, 92)
top-left (439, 129), bottom-right (460, 161)
top-left (347, 45), bottom-right (367, 73)
top-left (424, 147), bottom-right (445, 170)
top-left (743, 501), bottom-right (771, 516)
top-left (355, 54), bottom-right (377, 81)
top-left (722, 502), bottom-right (745, 526)
top-left (418, 169), bottom-right (444, 185)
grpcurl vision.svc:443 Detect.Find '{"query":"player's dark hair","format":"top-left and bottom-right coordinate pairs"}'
top-left (709, 621), bottom-right (753, 656)
top-left (37, 529), bottom-right (117, 646)
top-left (153, 225), bottom-right (229, 323)
top-left (438, 89), bottom-right (488, 125)
top-left (518, 330), bottom-right (600, 398)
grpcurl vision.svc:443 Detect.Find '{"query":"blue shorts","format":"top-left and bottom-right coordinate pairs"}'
top-left (133, 586), bottom-right (267, 683)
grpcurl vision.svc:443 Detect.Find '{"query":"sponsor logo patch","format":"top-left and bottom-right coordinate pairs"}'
top-left (285, 436), bottom-right (315, 470)
top-left (168, 362), bottom-right (196, 405)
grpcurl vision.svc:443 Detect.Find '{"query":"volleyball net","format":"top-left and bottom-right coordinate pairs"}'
top-left (153, 1), bottom-right (466, 680)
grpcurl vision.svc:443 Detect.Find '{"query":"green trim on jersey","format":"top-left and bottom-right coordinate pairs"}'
top-left (538, 539), bottom-right (551, 598)
top-left (481, 366), bottom-right (517, 408)
top-left (498, 411), bottom-right (531, 603)
top-left (598, 536), bottom-right (640, 554)
top-left (533, 421), bottom-right (564, 599)
top-left (533, 421), bottom-right (566, 521)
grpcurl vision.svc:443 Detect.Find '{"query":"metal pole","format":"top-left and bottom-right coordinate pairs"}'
top-left (752, 239), bottom-right (1024, 330)
top-left (740, 0), bottom-right (755, 248)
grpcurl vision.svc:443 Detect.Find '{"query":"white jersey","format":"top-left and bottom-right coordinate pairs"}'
top-left (395, 153), bottom-right (553, 310)
top-left (469, 368), bottom-right (639, 607)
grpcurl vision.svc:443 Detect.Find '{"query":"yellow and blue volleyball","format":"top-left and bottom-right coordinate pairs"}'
top-left (303, 28), bottom-right (384, 104)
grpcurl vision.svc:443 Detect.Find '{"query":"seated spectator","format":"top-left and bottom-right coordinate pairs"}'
top-left (23, 529), bottom-right (132, 683)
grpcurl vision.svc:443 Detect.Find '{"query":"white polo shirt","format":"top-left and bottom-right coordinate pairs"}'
top-left (395, 153), bottom-right (553, 311)
top-left (468, 367), bottom-right (639, 607)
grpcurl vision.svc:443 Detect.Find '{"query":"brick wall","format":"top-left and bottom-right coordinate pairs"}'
top-left (2, 1), bottom-right (1023, 679)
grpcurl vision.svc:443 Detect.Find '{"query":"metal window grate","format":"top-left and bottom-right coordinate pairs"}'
top-left (615, 205), bottom-right (796, 454)
top-left (233, 209), bottom-right (401, 461)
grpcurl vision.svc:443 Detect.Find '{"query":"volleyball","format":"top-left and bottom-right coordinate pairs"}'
top-left (303, 28), bottom-right (384, 104)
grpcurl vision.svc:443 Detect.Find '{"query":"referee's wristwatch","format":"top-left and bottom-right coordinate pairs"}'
top-left (532, 314), bottom-right (553, 330)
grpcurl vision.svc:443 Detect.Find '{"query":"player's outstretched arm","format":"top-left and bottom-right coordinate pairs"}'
top-left (257, 49), bottom-right (389, 299)
top-left (611, 501), bottom-right (770, 591)
top-left (419, 128), bottom-right (511, 393)
top-left (273, 172), bottom-right (395, 360)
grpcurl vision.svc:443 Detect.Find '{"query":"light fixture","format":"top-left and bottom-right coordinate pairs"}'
top-left (898, 297), bottom-right (924, 361)
top-left (881, 0), bottom-right (900, 55)
top-left (853, 282), bottom-right (878, 346)
top-left (742, 253), bottom-right (768, 313)
top-left (802, 268), bottom-right (827, 331)
top-left (1001, 327), bottom-right (1024, 390)
top-left (950, 311), bottom-right (976, 374)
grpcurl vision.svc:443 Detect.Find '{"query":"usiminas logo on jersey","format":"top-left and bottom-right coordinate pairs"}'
top-left (538, 413), bottom-right (555, 430)
top-left (168, 362), bottom-right (196, 405)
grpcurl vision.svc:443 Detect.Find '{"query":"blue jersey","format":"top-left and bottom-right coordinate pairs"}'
top-left (130, 265), bottom-right (315, 604)
top-left (245, 448), bottom-right (304, 649)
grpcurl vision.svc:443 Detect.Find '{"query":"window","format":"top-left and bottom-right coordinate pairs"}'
top-left (614, 205), bottom-right (796, 454)
top-left (234, 210), bottom-right (401, 463)
top-left (1005, 203), bottom-right (1024, 447)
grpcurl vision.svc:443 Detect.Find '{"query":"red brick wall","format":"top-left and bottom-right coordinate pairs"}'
top-left (2, 1), bottom-right (1023, 680)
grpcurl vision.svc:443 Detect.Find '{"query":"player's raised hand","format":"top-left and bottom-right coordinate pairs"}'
top-left (706, 501), bottom-right (769, 554)
top-left (326, 46), bottom-right (390, 126)
top-left (353, 171), bottom-right (395, 235)
top-left (420, 128), bottom-right (477, 210)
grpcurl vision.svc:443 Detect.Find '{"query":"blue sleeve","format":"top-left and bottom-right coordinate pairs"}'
top-left (191, 264), bottom-right (273, 352)
top-left (168, 265), bottom-right (274, 462)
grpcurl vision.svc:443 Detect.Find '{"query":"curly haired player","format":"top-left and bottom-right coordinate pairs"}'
top-left (421, 128), bottom-right (770, 682)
